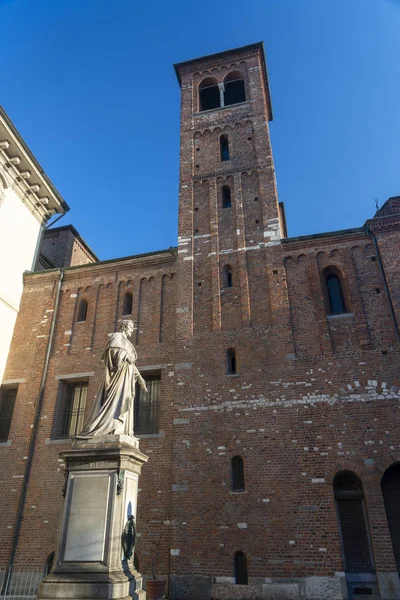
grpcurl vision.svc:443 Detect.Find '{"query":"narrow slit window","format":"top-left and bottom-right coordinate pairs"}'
top-left (226, 348), bottom-right (237, 375)
top-left (0, 387), bottom-right (17, 442)
top-left (220, 135), bottom-right (230, 161)
top-left (223, 265), bottom-right (233, 288)
top-left (77, 299), bottom-right (88, 322)
top-left (326, 274), bottom-right (346, 315)
top-left (234, 552), bottom-right (248, 585)
top-left (222, 185), bottom-right (232, 209)
top-left (123, 291), bottom-right (133, 315)
top-left (199, 78), bottom-right (220, 111)
top-left (231, 456), bottom-right (245, 491)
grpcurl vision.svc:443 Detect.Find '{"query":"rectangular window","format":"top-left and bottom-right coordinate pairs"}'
top-left (134, 376), bottom-right (161, 435)
top-left (53, 381), bottom-right (88, 439)
top-left (0, 387), bottom-right (17, 442)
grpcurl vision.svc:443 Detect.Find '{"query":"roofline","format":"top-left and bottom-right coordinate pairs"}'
top-left (0, 104), bottom-right (70, 213)
top-left (282, 226), bottom-right (365, 244)
top-left (27, 247), bottom-right (177, 276)
top-left (173, 41), bottom-right (273, 121)
top-left (44, 224), bottom-right (99, 261)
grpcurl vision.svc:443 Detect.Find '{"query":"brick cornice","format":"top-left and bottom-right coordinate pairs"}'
top-left (281, 228), bottom-right (367, 253)
top-left (366, 215), bottom-right (400, 233)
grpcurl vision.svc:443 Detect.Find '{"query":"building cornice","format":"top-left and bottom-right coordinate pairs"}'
top-left (281, 227), bottom-right (367, 252)
top-left (24, 249), bottom-right (177, 285)
top-left (0, 105), bottom-right (69, 224)
top-left (365, 215), bottom-right (400, 233)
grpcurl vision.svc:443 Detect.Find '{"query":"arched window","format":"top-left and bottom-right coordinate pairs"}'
top-left (325, 272), bottom-right (347, 315)
top-left (333, 471), bottom-right (374, 574)
top-left (222, 185), bottom-right (232, 209)
top-left (231, 456), bottom-right (245, 491)
top-left (226, 348), bottom-right (237, 375)
top-left (224, 72), bottom-right (246, 106)
top-left (220, 135), bottom-right (230, 162)
top-left (199, 77), bottom-right (220, 111)
top-left (234, 551), bottom-right (248, 585)
top-left (77, 299), bottom-right (88, 322)
top-left (123, 291), bottom-right (133, 315)
top-left (223, 265), bottom-right (233, 288)
top-left (381, 464), bottom-right (400, 573)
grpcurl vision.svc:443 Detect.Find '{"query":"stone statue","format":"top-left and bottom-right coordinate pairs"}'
top-left (77, 320), bottom-right (147, 438)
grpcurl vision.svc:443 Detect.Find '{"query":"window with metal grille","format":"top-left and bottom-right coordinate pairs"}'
top-left (123, 291), bottom-right (133, 315)
top-left (231, 456), bottom-right (245, 491)
top-left (234, 551), bottom-right (248, 584)
top-left (0, 387), bottom-right (17, 442)
top-left (226, 348), bottom-right (237, 375)
top-left (326, 273), bottom-right (347, 315)
top-left (77, 299), bottom-right (88, 322)
top-left (57, 382), bottom-right (88, 438)
top-left (222, 185), bottom-right (232, 209)
top-left (220, 135), bottom-right (230, 161)
top-left (134, 377), bottom-right (161, 435)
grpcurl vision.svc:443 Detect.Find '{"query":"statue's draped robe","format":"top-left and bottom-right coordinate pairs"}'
top-left (77, 333), bottom-right (138, 438)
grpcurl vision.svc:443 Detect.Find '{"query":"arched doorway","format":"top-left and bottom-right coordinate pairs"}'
top-left (381, 463), bottom-right (400, 573)
top-left (333, 471), bottom-right (377, 598)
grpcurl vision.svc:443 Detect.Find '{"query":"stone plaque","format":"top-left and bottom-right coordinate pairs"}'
top-left (64, 473), bottom-right (110, 562)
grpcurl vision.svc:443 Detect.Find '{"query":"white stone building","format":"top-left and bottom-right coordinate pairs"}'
top-left (0, 106), bottom-right (68, 382)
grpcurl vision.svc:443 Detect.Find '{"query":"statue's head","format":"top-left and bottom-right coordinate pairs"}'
top-left (119, 319), bottom-right (134, 338)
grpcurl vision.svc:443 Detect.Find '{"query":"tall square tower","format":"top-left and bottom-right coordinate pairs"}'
top-left (174, 42), bottom-right (285, 338)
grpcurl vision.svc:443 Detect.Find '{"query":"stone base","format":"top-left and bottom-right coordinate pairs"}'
top-left (72, 434), bottom-right (140, 450)
top-left (36, 435), bottom-right (148, 600)
top-left (169, 574), bottom-right (346, 600)
top-left (38, 565), bottom-right (146, 600)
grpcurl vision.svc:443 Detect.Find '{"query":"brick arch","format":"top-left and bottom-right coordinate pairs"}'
top-left (332, 379), bottom-right (400, 398)
top-left (326, 460), bottom-right (367, 484)
top-left (372, 456), bottom-right (400, 478)
top-left (240, 168), bottom-right (258, 180)
top-left (283, 256), bottom-right (295, 266)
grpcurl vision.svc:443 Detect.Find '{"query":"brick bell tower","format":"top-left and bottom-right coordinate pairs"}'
top-left (174, 42), bottom-right (285, 337)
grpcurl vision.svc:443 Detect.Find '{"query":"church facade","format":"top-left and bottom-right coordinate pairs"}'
top-left (1, 43), bottom-right (400, 600)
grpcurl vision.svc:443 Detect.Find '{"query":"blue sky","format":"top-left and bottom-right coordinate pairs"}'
top-left (1, 0), bottom-right (399, 259)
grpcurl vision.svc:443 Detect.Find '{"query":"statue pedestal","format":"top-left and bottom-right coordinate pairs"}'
top-left (38, 435), bottom-right (148, 600)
